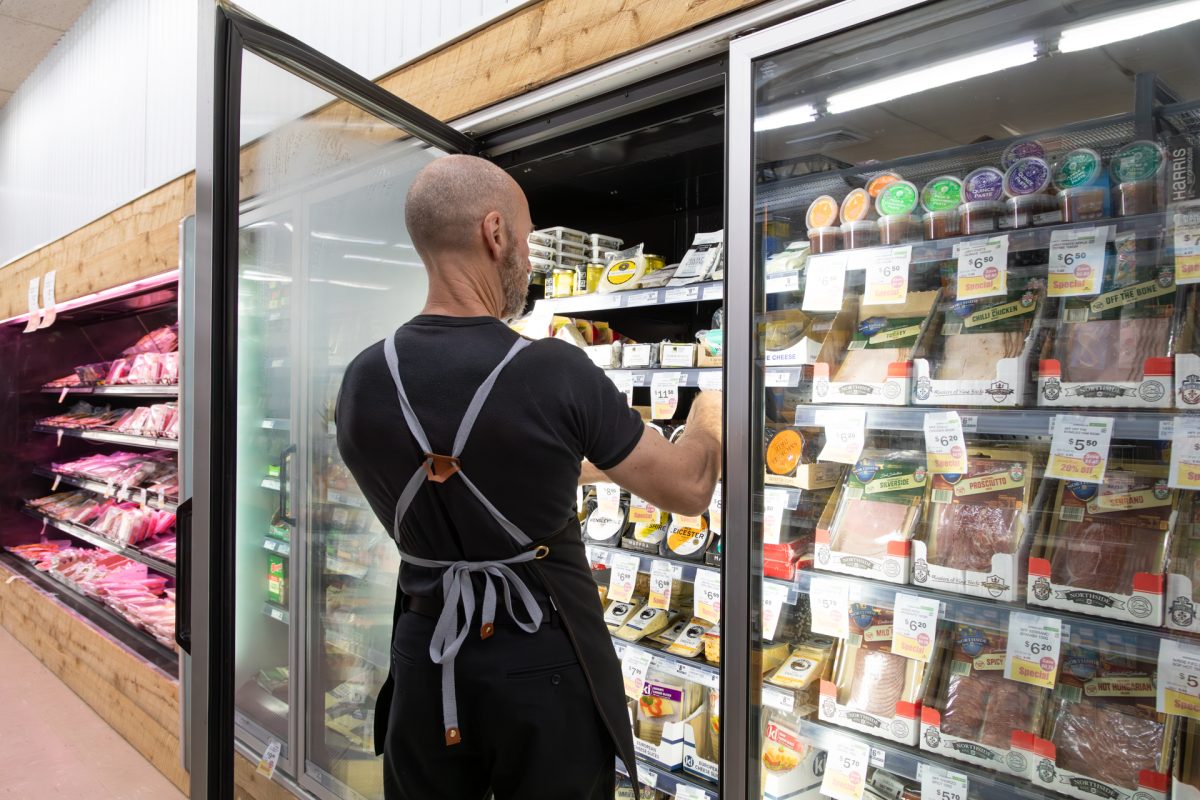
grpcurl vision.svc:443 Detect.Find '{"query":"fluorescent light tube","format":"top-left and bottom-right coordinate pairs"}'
top-left (827, 40), bottom-right (1038, 115)
top-left (755, 103), bottom-right (818, 131)
top-left (1059, 0), bottom-right (1200, 52)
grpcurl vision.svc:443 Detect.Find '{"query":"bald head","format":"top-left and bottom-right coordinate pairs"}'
top-left (404, 154), bottom-right (528, 257)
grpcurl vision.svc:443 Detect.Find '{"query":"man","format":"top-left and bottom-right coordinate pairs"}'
top-left (336, 154), bottom-right (722, 800)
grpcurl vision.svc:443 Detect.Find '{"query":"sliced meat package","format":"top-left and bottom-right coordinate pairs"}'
top-left (1030, 464), bottom-right (1175, 625)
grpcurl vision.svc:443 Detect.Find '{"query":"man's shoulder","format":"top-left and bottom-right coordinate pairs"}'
top-left (516, 336), bottom-right (598, 373)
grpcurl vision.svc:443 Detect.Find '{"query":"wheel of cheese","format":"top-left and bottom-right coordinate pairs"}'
top-left (766, 428), bottom-right (806, 476)
top-left (585, 508), bottom-right (626, 545)
top-left (663, 515), bottom-right (710, 560)
top-left (598, 259), bottom-right (646, 293)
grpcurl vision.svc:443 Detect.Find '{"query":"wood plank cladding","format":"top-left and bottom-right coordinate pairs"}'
top-left (234, 751), bottom-right (303, 800)
top-left (1, 0), bottom-right (765, 317)
top-left (0, 560), bottom-right (189, 793)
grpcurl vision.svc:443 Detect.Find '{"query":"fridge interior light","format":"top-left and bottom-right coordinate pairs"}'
top-left (755, 103), bottom-right (818, 132)
top-left (826, 40), bottom-right (1039, 115)
top-left (1058, 0), bottom-right (1200, 53)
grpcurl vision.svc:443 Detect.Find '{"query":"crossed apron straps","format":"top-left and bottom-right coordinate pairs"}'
top-left (383, 330), bottom-right (548, 747)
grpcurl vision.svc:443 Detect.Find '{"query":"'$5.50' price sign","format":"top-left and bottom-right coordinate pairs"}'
top-left (1004, 612), bottom-right (1063, 689)
top-left (821, 738), bottom-right (871, 800)
top-left (1046, 414), bottom-right (1114, 485)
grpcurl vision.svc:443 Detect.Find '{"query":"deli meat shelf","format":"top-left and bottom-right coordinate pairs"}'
top-left (33, 467), bottom-right (178, 512)
top-left (19, 507), bottom-right (176, 578)
top-left (534, 279), bottom-right (723, 315)
top-left (611, 638), bottom-right (720, 689)
top-left (42, 384), bottom-right (179, 398)
top-left (782, 569), bottom-right (1184, 661)
top-left (615, 756), bottom-right (719, 799)
top-left (791, 405), bottom-right (1177, 442)
top-left (34, 424), bottom-right (180, 451)
top-left (588, 543), bottom-right (719, 585)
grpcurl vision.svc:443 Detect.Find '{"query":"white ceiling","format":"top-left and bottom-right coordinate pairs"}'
top-left (0, 0), bottom-right (92, 109)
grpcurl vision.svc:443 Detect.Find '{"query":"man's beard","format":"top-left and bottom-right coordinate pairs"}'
top-left (499, 242), bottom-right (530, 321)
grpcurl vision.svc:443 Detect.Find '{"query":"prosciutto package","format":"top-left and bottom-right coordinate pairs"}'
top-left (923, 451), bottom-right (1031, 573)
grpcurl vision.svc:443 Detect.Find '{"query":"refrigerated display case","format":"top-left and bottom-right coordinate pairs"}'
top-left (729, 1), bottom-right (1200, 798)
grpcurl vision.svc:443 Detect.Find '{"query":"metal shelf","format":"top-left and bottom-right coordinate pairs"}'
top-left (263, 601), bottom-right (290, 625)
top-left (616, 756), bottom-right (719, 799)
top-left (20, 507), bottom-right (176, 577)
top-left (42, 384), bottom-right (180, 398)
top-left (34, 467), bottom-right (178, 512)
top-left (788, 569), bottom-right (1185, 661)
top-left (262, 537), bottom-right (290, 557)
top-left (791, 405), bottom-right (1175, 442)
top-left (588, 543), bottom-right (719, 585)
top-left (611, 637), bottom-right (720, 689)
top-left (34, 424), bottom-right (180, 450)
top-left (535, 280), bottom-right (723, 315)
top-left (604, 367), bottom-right (725, 388)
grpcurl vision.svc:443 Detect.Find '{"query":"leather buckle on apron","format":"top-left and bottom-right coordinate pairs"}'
top-left (423, 453), bottom-right (461, 483)
top-left (445, 726), bottom-right (462, 746)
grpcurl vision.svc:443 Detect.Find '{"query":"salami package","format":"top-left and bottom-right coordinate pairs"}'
top-left (912, 448), bottom-right (1033, 602)
top-left (920, 620), bottom-right (1047, 775)
top-left (1029, 464), bottom-right (1176, 626)
top-left (815, 450), bottom-right (927, 584)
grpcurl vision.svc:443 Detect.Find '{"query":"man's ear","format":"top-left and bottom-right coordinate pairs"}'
top-left (483, 211), bottom-right (504, 261)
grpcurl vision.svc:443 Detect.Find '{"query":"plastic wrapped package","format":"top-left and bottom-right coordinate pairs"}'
top-left (1049, 695), bottom-right (1166, 791)
top-left (122, 324), bottom-right (179, 355)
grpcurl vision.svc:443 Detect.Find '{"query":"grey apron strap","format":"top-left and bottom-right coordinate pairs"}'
top-left (451, 338), bottom-right (531, 457)
top-left (383, 330), bottom-right (433, 455)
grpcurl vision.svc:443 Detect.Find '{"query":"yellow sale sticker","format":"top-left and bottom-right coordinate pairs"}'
top-left (923, 411), bottom-right (968, 475)
top-left (821, 739), bottom-right (870, 800)
top-left (1046, 414), bottom-right (1114, 485)
top-left (1169, 416), bottom-right (1200, 490)
top-left (956, 236), bottom-right (1008, 300)
top-left (862, 246), bottom-right (912, 305)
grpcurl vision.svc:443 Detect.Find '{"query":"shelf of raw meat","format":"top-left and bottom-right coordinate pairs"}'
top-left (535, 280), bottom-right (723, 315)
top-left (790, 718), bottom-right (1047, 800)
top-left (603, 368), bottom-right (725, 389)
top-left (263, 601), bottom-right (289, 625)
top-left (34, 468), bottom-right (178, 512)
top-left (588, 544), bottom-right (719, 586)
top-left (20, 508), bottom-right (176, 577)
top-left (612, 638), bottom-right (720, 688)
top-left (34, 424), bottom-right (180, 450)
top-left (42, 385), bottom-right (179, 397)
top-left (0, 553), bottom-right (177, 671)
top-left (790, 405), bottom-right (1174, 442)
top-left (615, 756), bottom-right (719, 799)
top-left (786, 569), bottom-right (1185, 661)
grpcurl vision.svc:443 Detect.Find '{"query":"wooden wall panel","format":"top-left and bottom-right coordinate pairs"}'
top-left (0, 561), bottom-right (189, 794)
top-left (234, 752), bottom-right (303, 800)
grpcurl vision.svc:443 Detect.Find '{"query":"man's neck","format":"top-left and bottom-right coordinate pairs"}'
top-left (420, 259), bottom-right (503, 318)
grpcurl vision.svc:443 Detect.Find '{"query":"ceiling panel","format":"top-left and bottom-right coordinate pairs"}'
top-left (0, 0), bottom-right (91, 106)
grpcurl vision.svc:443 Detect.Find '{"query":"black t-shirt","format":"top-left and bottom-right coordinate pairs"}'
top-left (335, 315), bottom-right (645, 599)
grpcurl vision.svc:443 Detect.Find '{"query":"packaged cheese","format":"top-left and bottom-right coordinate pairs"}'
top-left (651, 616), bottom-right (692, 647)
top-left (666, 618), bottom-right (713, 658)
top-left (661, 514), bottom-right (712, 562)
top-left (584, 504), bottom-right (628, 547)
top-left (768, 638), bottom-right (834, 693)
top-left (604, 596), bottom-right (646, 632)
top-left (615, 607), bottom-right (676, 643)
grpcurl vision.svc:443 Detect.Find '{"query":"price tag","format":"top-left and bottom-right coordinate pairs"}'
top-left (608, 554), bottom-right (640, 603)
top-left (1175, 209), bottom-right (1200, 285)
top-left (23, 277), bottom-right (41, 333)
top-left (608, 371), bottom-right (634, 406)
top-left (809, 576), bottom-right (850, 639)
top-left (923, 411), bottom-right (968, 475)
top-left (709, 483), bottom-right (722, 535)
top-left (922, 766), bottom-right (969, 800)
top-left (627, 291), bottom-right (659, 308)
top-left (37, 270), bottom-right (57, 329)
top-left (675, 786), bottom-right (707, 800)
top-left (596, 482), bottom-right (622, 517)
top-left (765, 369), bottom-right (798, 387)
top-left (665, 286), bottom-right (699, 303)
top-left (58, 386), bottom-right (69, 403)
top-left (629, 494), bottom-right (659, 524)
top-left (621, 646), bottom-right (653, 700)
top-left (650, 371), bottom-right (681, 420)
top-left (256, 739), bottom-right (282, 778)
top-left (892, 592), bottom-right (940, 663)
top-left (821, 738), bottom-right (871, 800)
top-left (1157, 638), bottom-right (1200, 719)
top-left (762, 684), bottom-right (795, 713)
top-left (862, 245), bottom-right (912, 305)
top-left (649, 560), bottom-right (674, 610)
top-left (56, 429), bottom-right (63, 447)
top-left (698, 370), bottom-right (722, 391)
top-left (766, 272), bottom-right (800, 294)
top-left (51, 474), bottom-right (61, 491)
top-left (1048, 227), bottom-right (1107, 296)
top-left (817, 408), bottom-right (866, 465)
top-left (701, 282), bottom-right (723, 301)
top-left (762, 580), bottom-right (790, 640)
top-left (1005, 611), bottom-right (1063, 689)
top-left (759, 488), bottom-right (788, 546)
top-left (802, 252), bottom-right (849, 312)
top-left (955, 236), bottom-right (1008, 300)
top-left (694, 568), bottom-right (721, 624)
top-left (1046, 414), bottom-right (1114, 484)
top-left (1169, 416), bottom-right (1200, 490)
top-left (637, 763), bottom-right (658, 789)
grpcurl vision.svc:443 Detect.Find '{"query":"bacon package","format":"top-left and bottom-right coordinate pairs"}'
top-left (819, 603), bottom-right (929, 745)
top-left (921, 620), bottom-right (1047, 775)
top-left (912, 448), bottom-right (1033, 602)
top-left (1029, 464), bottom-right (1176, 626)
top-left (815, 450), bottom-right (926, 584)
top-left (1020, 644), bottom-right (1173, 800)
top-left (52, 450), bottom-right (178, 500)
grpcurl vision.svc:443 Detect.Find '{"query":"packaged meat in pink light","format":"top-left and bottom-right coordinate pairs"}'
top-left (160, 352), bottom-right (180, 384)
top-left (124, 353), bottom-right (163, 385)
top-left (122, 324), bottom-right (178, 356)
top-left (74, 362), bottom-right (111, 385)
top-left (105, 358), bottom-right (131, 384)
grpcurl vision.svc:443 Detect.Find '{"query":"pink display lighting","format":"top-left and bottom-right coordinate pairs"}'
top-left (0, 269), bottom-right (180, 327)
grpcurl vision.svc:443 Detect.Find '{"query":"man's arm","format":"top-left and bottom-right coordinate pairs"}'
top-left (592, 390), bottom-right (722, 516)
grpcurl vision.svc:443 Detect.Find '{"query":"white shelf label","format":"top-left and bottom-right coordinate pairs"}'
top-left (651, 372), bottom-right (681, 420)
top-left (38, 270), bottom-right (57, 329)
top-left (762, 487), bottom-right (789, 545)
top-left (762, 684), bottom-right (795, 713)
top-left (892, 592), bottom-right (940, 663)
top-left (766, 272), bottom-right (800, 294)
top-left (23, 276), bottom-right (41, 334)
top-left (608, 371), bottom-right (634, 406)
top-left (694, 568), bottom-right (721, 624)
top-left (821, 738), bottom-right (871, 800)
top-left (1169, 416), bottom-right (1200, 490)
top-left (861, 245), bottom-right (912, 305)
top-left (675, 786), bottom-right (707, 800)
top-left (765, 369), bottom-right (799, 387)
top-left (956, 236), bottom-right (1009, 300)
top-left (1158, 638), bottom-right (1200, 719)
top-left (637, 763), bottom-right (658, 789)
top-left (621, 646), bottom-right (653, 700)
top-left (922, 766), bottom-right (969, 800)
top-left (649, 560), bottom-right (674, 611)
top-left (665, 286), bottom-right (699, 303)
top-left (802, 252), bottom-right (849, 312)
top-left (1046, 414), bottom-right (1114, 484)
top-left (608, 553), bottom-right (640, 604)
top-left (762, 580), bottom-right (790, 640)
top-left (627, 291), bottom-right (659, 307)
top-left (809, 576), bottom-right (850, 639)
top-left (817, 408), bottom-right (866, 466)
top-left (1005, 611), bottom-right (1063, 689)
top-left (698, 370), bottom-right (722, 391)
top-left (596, 482), bottom-right (622, 517)
top-left (923, 411), bottom-right (968, 475)
top-left (1048, 226), bottom-right (1108, 296)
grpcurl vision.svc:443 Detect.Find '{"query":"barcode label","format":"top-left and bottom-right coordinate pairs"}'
top-left (932, 489), bottom-right (954, 504)
top-left (847, 340), bottom-right (867, 350)
top-left (1064, 307), bottom-right (1090, 324)
top-left (950, 660), bottom-right (972, 677)
top-left (1060, 505), bottom-right (1085, 522)
top-left (846, 486), bottom-right (864, 501)
top-left (942, 322), bottom-right (963, 336)
top-left (848, 633), bottom-right (863, 647)
top-left (1059, 684), bottom-right (1083, 703)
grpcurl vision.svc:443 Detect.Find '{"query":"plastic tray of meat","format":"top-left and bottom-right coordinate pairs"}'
top-left (1038, 231), bottom-right (1178, 408)
top-left (911, 448), bottom-right (1033, 602)
top-left (1028, 463), bottom-right (1177, 626)
top-left (814, 450), bottom-right (926, 584)
top-left (812, 290), bottom-right (940, 407)
top-left (911, 284), bottom-right (1045, 407)
top-left (1015, 646), bottom-right (1173, 800)
top-left (818, 603), bottom-right (929, 745)
top-left (920, 619), bottom-right (1048, 775)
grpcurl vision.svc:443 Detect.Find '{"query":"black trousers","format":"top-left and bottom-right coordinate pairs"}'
top-left (384, 609), bottom-right (616, 800)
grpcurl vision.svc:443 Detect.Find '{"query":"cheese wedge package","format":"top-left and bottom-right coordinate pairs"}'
top-left (604, 596), bottom-right (646, 632)
top-left (767, 637), bottom-right (836, 708)
top-left (666, 618), bottom-right (713, 658)
top-left (615, 607), bottom-right (676, 642)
